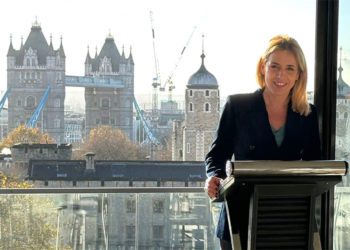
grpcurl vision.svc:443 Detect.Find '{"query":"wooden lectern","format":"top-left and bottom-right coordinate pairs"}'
top-left (213, 160), bottom-right (348, 250)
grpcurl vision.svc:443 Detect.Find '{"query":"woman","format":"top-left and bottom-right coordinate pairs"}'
top-left (204, 35), bottom-right (322, 249)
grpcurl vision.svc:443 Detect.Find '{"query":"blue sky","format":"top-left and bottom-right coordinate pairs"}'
top-left (0, 0), bottom-right (347, 105)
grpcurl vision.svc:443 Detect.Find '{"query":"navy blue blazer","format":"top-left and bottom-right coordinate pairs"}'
top-left (205, 89), bottom-right (322, 241)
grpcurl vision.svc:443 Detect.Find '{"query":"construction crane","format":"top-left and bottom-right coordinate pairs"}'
top-left (150, 10), bottom-right (161, 118)
top-left (160, 26), bottom-right (197, 102)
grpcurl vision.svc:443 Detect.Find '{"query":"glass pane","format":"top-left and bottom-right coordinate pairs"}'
top-left (334, 0), bottom-right (350, 249)
top-left (0, 192), bottom-right (216, 249)
top-left (0, 0), bottom-right (316, 161)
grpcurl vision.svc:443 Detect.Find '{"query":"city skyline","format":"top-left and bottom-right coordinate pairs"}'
top-left (0, 0), bottom-right (349, 104)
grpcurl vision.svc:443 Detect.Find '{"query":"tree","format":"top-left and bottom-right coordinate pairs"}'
top-left (0, 171), bottom-right (32, 188)
top-left (0, 173), bottom-right (58, 249)
top-left (0, 125), bottom-right (54, 151)
top-left (74, 126), bottom-right (147, 160)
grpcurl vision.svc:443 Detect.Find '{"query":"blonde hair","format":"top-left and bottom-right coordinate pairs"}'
top-left (256, 35), bottom-right (310, 116)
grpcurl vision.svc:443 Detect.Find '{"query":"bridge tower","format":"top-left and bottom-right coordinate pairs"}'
top-left (6, 20), bottom-right (65, 143)
top-left (84, 33), bottom-right (134, 140)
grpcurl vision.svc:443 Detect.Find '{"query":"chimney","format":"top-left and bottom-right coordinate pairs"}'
top-left (85, 152), bottom-right (95, 170)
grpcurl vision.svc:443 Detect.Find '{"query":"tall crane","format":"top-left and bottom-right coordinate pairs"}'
top-left (160, 26), bottom-right (196, 102)
top-left (150, 11), bottom-right (161, 119)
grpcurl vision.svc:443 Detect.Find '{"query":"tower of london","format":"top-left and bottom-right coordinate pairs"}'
top-left (172, 52), bottom-right (220, 161)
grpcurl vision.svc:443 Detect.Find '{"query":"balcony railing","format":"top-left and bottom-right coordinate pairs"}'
top-left (0, 187), bottom-right (220, 250)
top-left (2, 185), bottom-right (350, 249)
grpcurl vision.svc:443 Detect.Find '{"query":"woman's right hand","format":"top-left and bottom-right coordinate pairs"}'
top-left (204, 176), bottom-right (222, 199)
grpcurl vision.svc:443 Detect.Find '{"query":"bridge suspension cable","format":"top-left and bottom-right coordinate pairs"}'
top-left (26, 85), bottom-right (51, 128)
top-left (133, 96), bottom-right (160, 145)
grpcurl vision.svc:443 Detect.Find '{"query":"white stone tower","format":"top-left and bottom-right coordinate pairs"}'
top-left (172, 45), bottom-right (220, 161)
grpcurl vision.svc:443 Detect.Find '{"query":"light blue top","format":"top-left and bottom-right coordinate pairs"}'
top-left (271, 125), bottom-right (285, 147)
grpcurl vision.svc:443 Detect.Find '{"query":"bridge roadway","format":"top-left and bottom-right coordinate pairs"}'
top-left (65, 75), bottom-right (124, 88)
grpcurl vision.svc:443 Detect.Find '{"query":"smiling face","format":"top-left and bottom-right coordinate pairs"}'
top-left (261, 49), bottom-right (300, 98)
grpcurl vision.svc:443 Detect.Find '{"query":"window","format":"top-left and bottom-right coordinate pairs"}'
top-left (26, 96), bottom-right (35, 108)
top-left (335, 1), bottom-right (350, 248)
top-left (126, 198), bottom-right (136, 213)
top-left (126, 225), bottom-right (135, 239)
top-left (186, 143), bottom-right (190, 154)
top-left (189, 102), bottom-right (193, 112)
top-left (56, 72), bottom-right (62, 81)
top-left (54, 98), bottom-right (60, 108)
top-left (101, 116), bottom-right (109, 125)
top-left (2, 0), bottom-right (317, 162)
top-left (152, 225), bottom-right (164, 239)
top-left (153, 199), bottom-right (164, 213)
top-left (204, 103), bottom-right (210, 112)
top-left (54, 119), bottom-right (60, 128)
top-left (101, 98), bottom-right (109, 108)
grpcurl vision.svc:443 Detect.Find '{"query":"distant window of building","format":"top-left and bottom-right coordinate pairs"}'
top-left (54, 119), bottom-right (60, 128)
top-left (31, 58), bottom-right (36, 66)
top-left (153, 199), bottom-right (164, 213)
top-left (204, 103), bottom-right (210, 112)
top-left (101, 98), bottom-right (109, 108)
top-left (96, 119), bottom-right (100, 125)
top-left (189, 90), bottom-right (193, 97)
top-left (101, 116), bottom-right (109, 125)
top-left (205, 90), bottom-right (210, 96)
top-left (56, 72), bottom-right (62, 81)
top-left (17, 99), bottom-right (22, 106)
top-left (126, 198), bottom-right (136, 213)
top-left (186, 143), bottom-right (190, 154)
top-left (54, 98), bottom-right (60, 108)
top-left (126, 225), bottom-right (135, 239)
top-left (26, 58), bottom-right (31, 66)
top-left (26, 96), bottom-right (35, 108)
top-left (153, 225), bottom-right (164, 239)
top-left (111, 118), bottom-right (115, 125)
top-left (189, 102), bottom-right (193, 112)
top-left (345, 112), bottom-right (348, 119)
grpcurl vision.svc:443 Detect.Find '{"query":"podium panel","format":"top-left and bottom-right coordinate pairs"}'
top-left (214, 161), bottom-right (348, 250)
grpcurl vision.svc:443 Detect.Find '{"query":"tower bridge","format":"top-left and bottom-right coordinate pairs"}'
top-left (5, 21), bottom-right (144, 144)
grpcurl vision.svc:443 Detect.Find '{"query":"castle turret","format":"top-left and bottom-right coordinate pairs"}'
top-left (7, 35), bottom-right (16, 68)
top-left (172, 39), bottom-right (220, 161)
